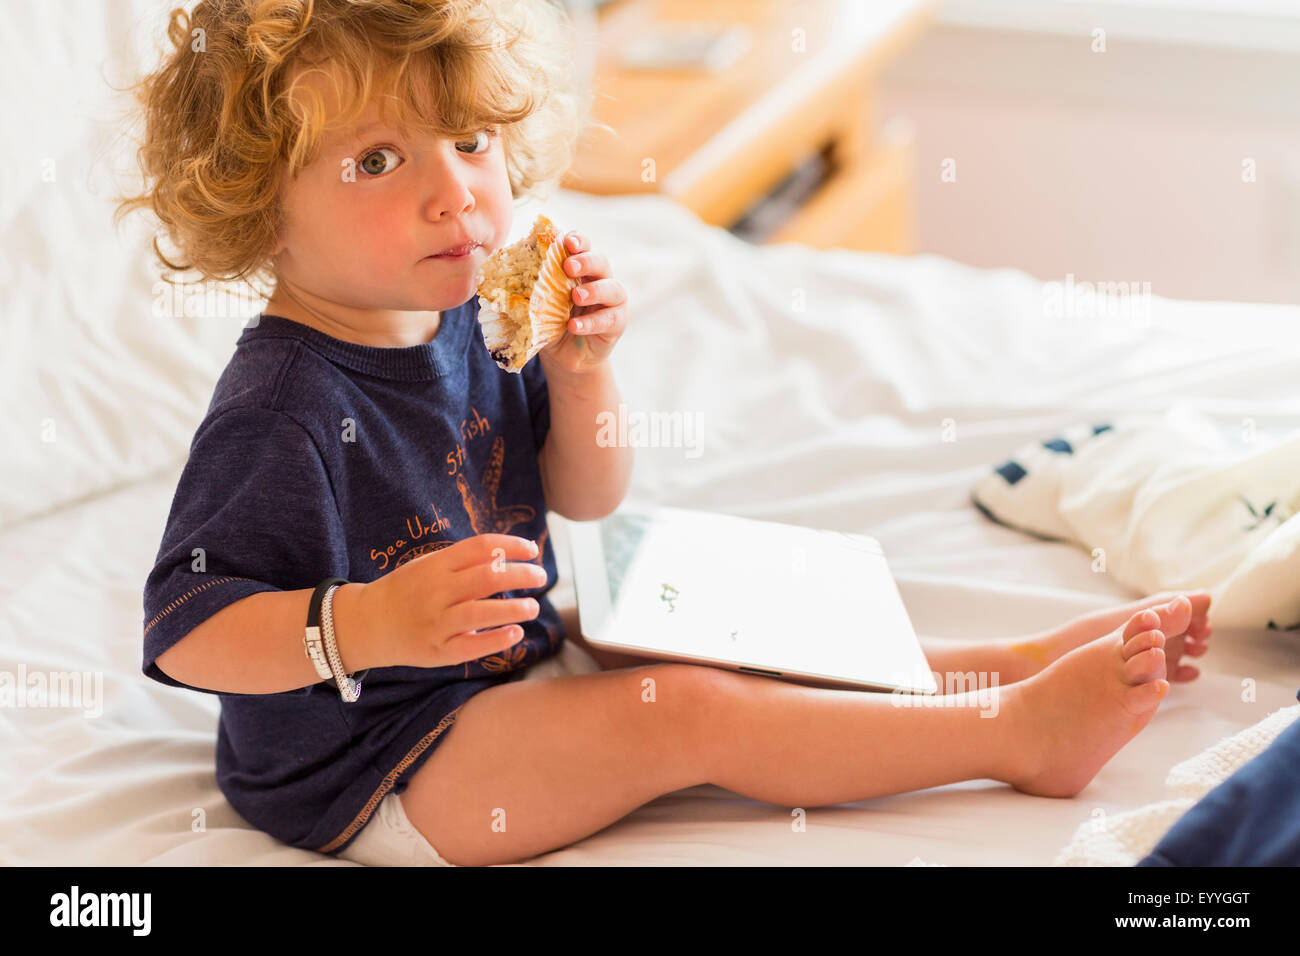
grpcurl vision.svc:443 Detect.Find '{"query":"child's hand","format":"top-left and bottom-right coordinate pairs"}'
top-left (353, 534), bottom-right (547, 669)
top-left (538, 231), bottom-right (627, 376)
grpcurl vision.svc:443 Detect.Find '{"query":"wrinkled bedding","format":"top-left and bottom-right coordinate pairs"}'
top-left (5, 182), bottom-right (1300, 865)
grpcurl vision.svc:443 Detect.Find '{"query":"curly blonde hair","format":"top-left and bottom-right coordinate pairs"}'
top-left (114, 0), bottom-right (591, 293)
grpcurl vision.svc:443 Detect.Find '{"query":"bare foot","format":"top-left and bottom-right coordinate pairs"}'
top-left (1004, 596), bottom-right (1191, 798)
top-left (1003, 590), bottom-right (1211, 683)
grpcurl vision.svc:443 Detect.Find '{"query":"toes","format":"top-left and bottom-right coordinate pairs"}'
top-left (1183, 590), bottom-right (1212, 617)
top-left (1147, 590), bottom-right (1211, 618)
top-left (1122, 627), bottom-right (1166, 660)
top-left (1153, 595), bottom-right (1193, 639)
top-left (1124, 677), bottom-right (1170, 715)
top-left (1172, 663), bottom-right (1200, 682)
top-left (1124, 645), bottom-right (1167, 684)
top-left (1123, 609), bottom-right (1161, 640)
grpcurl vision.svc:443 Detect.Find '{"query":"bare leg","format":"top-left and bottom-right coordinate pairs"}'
top-left (919, 590), bottom-right (1212, 686)
top-left (708, 600), bottom-right (1184, 805)
top-left (400, 661), bottom-right (1015, 866)
top-left (400, 599), bottom-right (1186, 865)
top-left (1034, 589), bottom-right (1212, 682)
top-left (400, 662), bottom-right (722, 866)
top-left (557, 591), bottom-right (1209, 688)
top-left (1060, 589), bottom-right (1211, 642)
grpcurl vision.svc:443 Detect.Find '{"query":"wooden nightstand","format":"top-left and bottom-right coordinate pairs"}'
top-left (562, 0), bottom-right (932, 254)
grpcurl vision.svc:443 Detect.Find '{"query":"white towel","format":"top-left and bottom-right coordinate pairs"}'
top-left (1054, 703), bottom-right (1300, 865)
top-left (972, 404), bottom-right (1300, 629)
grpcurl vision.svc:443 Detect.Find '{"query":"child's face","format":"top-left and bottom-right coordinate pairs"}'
top-left (270, 67), bottom-right (513, 320)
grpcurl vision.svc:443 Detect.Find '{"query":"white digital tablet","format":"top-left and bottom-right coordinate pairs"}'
top-left (569, 506), bottom-right (936, 694)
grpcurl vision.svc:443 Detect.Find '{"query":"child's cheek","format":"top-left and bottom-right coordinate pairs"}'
top-left (352, 216), bottom-right (405, 278)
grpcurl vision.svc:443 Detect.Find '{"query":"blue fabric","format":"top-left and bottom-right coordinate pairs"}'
top-left (996, 461), bottom-right (1028, 485)
top-left (141, 302), bottom-right (560, 853)
top-left (1138, 686), bottom-right (1300, 866)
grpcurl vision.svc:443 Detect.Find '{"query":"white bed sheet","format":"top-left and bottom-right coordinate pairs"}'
top-left (4, 188), bottom-right (1300, 866)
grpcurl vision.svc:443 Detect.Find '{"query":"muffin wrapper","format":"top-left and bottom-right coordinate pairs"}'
top-left (476, 215), bottom-right (578, 373)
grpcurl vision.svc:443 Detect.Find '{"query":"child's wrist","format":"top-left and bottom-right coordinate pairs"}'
top-left (330, 581), bottom-right (386, 672)
top-left (538, 352), bottom-right (613, 399)
top-left (538, 349), bottom-right (609, 384)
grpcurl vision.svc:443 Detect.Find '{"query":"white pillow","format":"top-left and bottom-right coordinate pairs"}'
top-left (0, 0), bottom-right (259, 531)
top-left (0, 0), bottom-right (558, 533)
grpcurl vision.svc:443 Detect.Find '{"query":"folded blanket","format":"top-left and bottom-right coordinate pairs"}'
top-left (971, 404), bottom-right (1300, 629)
top-left (1141, 696), bottom-right (1300, 865)
top-left (1054, 703), bottom-right (1300, 865)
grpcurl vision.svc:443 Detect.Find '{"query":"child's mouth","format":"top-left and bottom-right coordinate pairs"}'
top-left (427, 241), bottom-right (480, 261)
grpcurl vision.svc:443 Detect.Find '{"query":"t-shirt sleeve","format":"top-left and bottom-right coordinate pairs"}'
top-left (522, 356), bottom-right (551, 450)
top-left (141, 406), bottom-right (349, 694)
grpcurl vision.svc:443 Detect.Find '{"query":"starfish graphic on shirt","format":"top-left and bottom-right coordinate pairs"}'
top-left (456, 434), bottom-right (555, 672)
top-left (456, 435), bottom-right (536, 535)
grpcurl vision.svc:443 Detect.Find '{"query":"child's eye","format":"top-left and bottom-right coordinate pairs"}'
top-left (357, 146), bottom-right (402, 177)
top-left (456, 127), bottom-right (499, 155)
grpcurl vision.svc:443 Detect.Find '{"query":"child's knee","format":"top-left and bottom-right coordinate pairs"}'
top-left (627, 661), bottom-right (731, 697)
top-left (621, 662), bottom-right (733, 738)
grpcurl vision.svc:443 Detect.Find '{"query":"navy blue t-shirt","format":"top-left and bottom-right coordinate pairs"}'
top-left (141, 301), bottom-right (562, 854)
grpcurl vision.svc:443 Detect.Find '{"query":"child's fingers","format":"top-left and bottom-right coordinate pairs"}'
top-left (453, 560), bottom-right (549, 604)
top-left (572, 277), bottom-right (625, 307)
top-left (440, 533), bottom-right (536, 568)
top-left (565, 250), bottom-right (612, 279)
top-left (569, 306), bottom-right (625, 335)
top-left (444, 624), bottom-right (527, 663)
top-left (447, 595), bottom-right (540, 634)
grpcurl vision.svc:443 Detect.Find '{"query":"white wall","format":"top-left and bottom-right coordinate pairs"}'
top-left (877, 24), bottom-right (1300, 305)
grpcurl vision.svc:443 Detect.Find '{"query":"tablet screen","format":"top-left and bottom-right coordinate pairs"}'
top-left (570, 506), bottom-right (936, 694)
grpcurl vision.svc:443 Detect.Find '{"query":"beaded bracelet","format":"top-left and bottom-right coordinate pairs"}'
top-left (321, 583), bottom-right (362, 702)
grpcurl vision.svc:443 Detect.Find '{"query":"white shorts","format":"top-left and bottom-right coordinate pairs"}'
top-left (336, 639), bottom-right (602, 867)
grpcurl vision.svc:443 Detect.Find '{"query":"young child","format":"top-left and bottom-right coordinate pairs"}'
top-left (126, 0), bottom-right (1213, 867)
